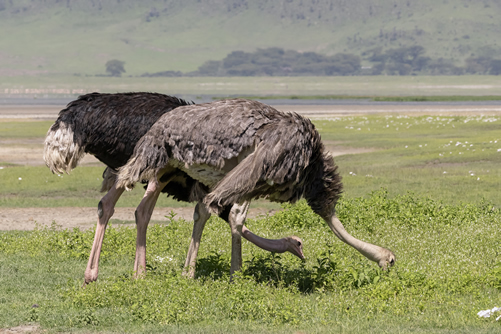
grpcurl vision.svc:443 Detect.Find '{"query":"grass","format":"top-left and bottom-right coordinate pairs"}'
top-left (1, 112), bottom-right (501, 332)
top-left (0, 120), bottom-right (53, 139)
top-left (4, 75), bottom-right (501, 99)
top-left (0, 0), bottom-right (500, 75)
top-left (316, 114), bottom-right (501, 206)
top-left (1, 114), bottom-right (500, 207)
top-left (1, 195), bottom-right (501, 332)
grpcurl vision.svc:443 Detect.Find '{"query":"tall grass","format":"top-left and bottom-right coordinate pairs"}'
top-left (1, 192), bottom-right (500, 332)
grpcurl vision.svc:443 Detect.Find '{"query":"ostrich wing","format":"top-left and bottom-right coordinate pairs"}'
top-left (118, 99), bottom-right (323, 208)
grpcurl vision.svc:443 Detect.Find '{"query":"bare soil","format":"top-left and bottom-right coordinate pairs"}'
top-left (0, 325), bottom-right (40, 333)
top-left (0, 206), bottom-right (277, 231)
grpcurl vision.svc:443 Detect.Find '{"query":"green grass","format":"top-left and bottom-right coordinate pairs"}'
top-left (0, 120), bottom-right (53, 139)
top-left (4, 75), bottom-right (501, 99)
top-left (316, 114), bottom-right (501, 206)
top-left (2, 114), bottom-right (501, 332)
top-left (1, 0), bottom-right (500, 75)
top-left (1, 195), bottom-right (501, 332)
top-left (2, 114), bottom-right (500, 207)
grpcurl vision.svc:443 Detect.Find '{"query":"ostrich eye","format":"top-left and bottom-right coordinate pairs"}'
top-left (297, 241), bottom-right (302, 247)
top-left (390, 259), bottom-right (395, 265)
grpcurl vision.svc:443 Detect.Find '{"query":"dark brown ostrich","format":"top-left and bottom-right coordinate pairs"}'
top-left (43, 93), bottom-right (304, 284)
top-left (117, 98), bottom-right (396, 276)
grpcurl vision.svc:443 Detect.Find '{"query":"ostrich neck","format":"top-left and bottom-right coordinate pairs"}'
top-left (326, 216), bottom-right (384, 263)
top-left (241, 226), bottom-right (287, 253)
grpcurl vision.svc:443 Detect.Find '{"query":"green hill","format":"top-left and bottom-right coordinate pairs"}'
top-left (1, 0), bottom-right (500, 76)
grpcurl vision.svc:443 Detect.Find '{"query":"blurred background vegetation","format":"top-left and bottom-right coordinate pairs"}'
top-left (1, 0), bottom-right (501, 78)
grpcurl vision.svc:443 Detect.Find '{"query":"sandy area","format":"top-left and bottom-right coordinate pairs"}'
top-left (0, 206), bottom-right (278, 231)
top-left (277, 104), bottom-right (501, 117)
top-left (0, 325), bottom-right (40, 334)
top-left (2, 103), bottom-right (501, 120)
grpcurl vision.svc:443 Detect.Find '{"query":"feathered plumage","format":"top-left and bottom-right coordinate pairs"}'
top-left (117, 99), bottom-right (343, 218)
top-left (44, 92), bottom-right (191, 174)
top-left (44, 93), bottom-right (310, 285)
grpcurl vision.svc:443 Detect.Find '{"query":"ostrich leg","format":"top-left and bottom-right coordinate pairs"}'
top-left (182, 202), bottom-right (212, 278)
top-left (133, 179), bottom-right (170, 277)
top-left (228, 201), bottom-right (250, 276)
top-left (84, 184), bottom-right (125, 285)
top-left (182, 201), bottom-right (305, 278)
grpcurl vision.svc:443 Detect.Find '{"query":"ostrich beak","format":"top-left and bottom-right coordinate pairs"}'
top-left (378, 250), bottom-right (396, 270)
top-left (287, 236), bottom-right (305, 260)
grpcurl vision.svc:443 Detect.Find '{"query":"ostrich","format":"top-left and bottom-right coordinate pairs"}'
top-left (116, 98), bottom-right (396, 276)
top-left (43, 92), bottom-right (304, 284)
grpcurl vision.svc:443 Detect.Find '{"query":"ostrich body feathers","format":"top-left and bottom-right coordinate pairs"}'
top-left (43, 92), bottom-right (195, 198)
top-left (118, 99), bottom-right (343, 218)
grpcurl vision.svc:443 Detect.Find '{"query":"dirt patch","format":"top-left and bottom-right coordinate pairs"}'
top-left (0, 325), bottom-right (39, 333)
top-left (0, 206), bottom-right (277, 231)
top-left (276, 104), bottom-right (501, 117)
top-left (2, 104), bottom-right (501, 120)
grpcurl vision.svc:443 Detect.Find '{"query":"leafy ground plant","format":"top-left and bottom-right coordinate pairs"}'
top-left (1, 191), bottom-right (501, 333)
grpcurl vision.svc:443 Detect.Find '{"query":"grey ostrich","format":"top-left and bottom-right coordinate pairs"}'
top-left (43, 93), bottom-right (304, 284)
top-left (116, 98), bottom-right (396, 276)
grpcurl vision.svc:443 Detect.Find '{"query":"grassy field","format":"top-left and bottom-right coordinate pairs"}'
top-left (1, 0), bottom-right (500, 75)
top-left (1, 196), bottom-right (500, 333)
top-left (1, 113), bottom-right (500, 207)
top-left (3, 75), bottom-right (501, 99)
top-left (1, 112), bottom-right (501, 332)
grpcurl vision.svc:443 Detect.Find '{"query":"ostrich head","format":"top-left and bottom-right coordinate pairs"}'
top-left (378, 249), bottom-right (396, 270)
top-left (284, 236), bottom-right (305, 260)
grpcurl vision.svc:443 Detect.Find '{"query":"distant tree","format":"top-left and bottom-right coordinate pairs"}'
top-left (197, 60), bottom-right (223, 76)
top-left (223, 51), bottom-right (253, 69)
top-left (465, 56), bottom-right (492, 74)
top-left (326, 53), bottom-right (361, 75)
top-left (365, 47), bottom-right (386, 62)
top-left (196, 48), bottom-right (361, 76)
top-left (489, 59), bottom-right (501, 75)
top-left (365, 45), bottom-right (429, 75)
top-left (105, 59), bottom-right (126, 77)
top-left (426, 58), bottom-right (463, 75)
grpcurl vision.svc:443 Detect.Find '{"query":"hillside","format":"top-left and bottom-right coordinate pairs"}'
top-left (0, 0), bottom-right (500, 76)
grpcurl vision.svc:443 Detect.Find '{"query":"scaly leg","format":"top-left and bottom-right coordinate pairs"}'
top-left (84, 183), bottom-right (124, 285)
top-left (182, 200), bottom-right (304, 278)
top-left (182, 202), bottom-right (211, 278)
top-left (228, 201), bottom-right (250, 276)
top-left (133, 180), bottom-right (169, 278)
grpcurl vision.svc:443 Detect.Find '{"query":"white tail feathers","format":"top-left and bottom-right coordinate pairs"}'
top-left (116, 156), bottom-right (160, 191)
top-left (43, 123), bottom-right (85, 174)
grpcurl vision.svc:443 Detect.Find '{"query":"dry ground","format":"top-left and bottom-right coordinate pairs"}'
top-left (2, 103), bottom-right (500, 231)
top-left (0, 325), bottom-right (40, 333)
